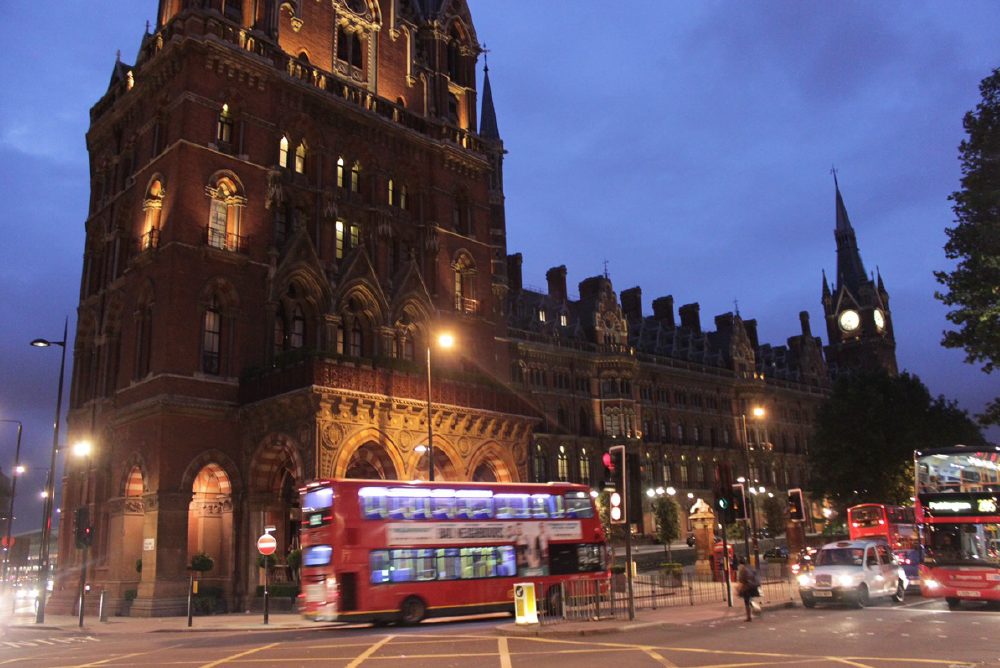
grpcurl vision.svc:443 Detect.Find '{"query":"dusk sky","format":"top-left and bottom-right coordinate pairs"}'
top-left (1, 1), bottom-right (998, 534)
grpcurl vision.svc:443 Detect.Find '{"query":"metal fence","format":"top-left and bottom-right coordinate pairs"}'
top-left (538, 561), bottom-right (795, 625)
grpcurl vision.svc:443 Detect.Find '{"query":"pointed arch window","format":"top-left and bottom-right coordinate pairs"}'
top-left (532, 443), bottom-right (548, 482)
top-left (349, 321), bottom-right (363, 357)
top-left (294, 143), bottom-right (306, 174)
top-left (578, 448), bottom-right (591, 485)
top-left (141, 179), bottom-right (164, 251)
top-left (279, 136), bottom-right (289, 168)
top-left (335, 220), bottom-right (345, 259)
top-left (453, 254), bottom-right (477, 314)
top-left (216, 103), bottom-right (233, 146)
top-left (336, 156), bottom-right (345, 188)
top-left (388, 178), bottom-right (394, 206)
top-left (661, 456), bottom-right (672, 483)
top-left (350, 161), bottom-right (361, 193)
top-left (202, 296), bottom-right (222, 375)
top-left (679, 456), bottom-right (689, 484)
top-left (290, 305), bottom-right (305, 349)
top-left (401, 335), bottom-right (415, 362)
top-left (336, 322), bottom-right (345, 355)
top-left (557, 445), bottom-right (569, 482)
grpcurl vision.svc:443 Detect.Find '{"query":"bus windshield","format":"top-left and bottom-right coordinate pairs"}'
top-left (916, 451), bottom-right (1000, 495)
top-left (923, 523), bottom-right (1000, 567)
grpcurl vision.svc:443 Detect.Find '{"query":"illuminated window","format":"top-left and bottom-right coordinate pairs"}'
top-left (202, 297), bottom-right (221, 375)
top-left (351, 161), bottom-right (361, 193)
top-left (336, 323), bottom-right (345, 355)
top-left (538, 309), bottom-right (546, 323)
top-left (206, 176), bottom-right (244, 251)
top-left (399, 184), bottom-right (407, 210)
top-left (294, 143), bottom-right (306, 174)
top-left (557, 446), bottom-right (569, 482)
top-left (662, 456), bottom-right (672, 483)
top-left (388, 178), bottom-right (394, 206)
top-left (679, 457), bottom-right (689, 484)
top-left (216, 104), bottom-right (233, 145)
top-left (578, 448), bottom-right (590, 484)
top-left (453, 254), bottom-right (476, 314)
top-left (560, 313), bottom-right (567, 327)
top-left (278, 136), bottom-right (289, 168)
top-left (532, 443), bottom-right (548, 482)
top-left (141, 179), bottom-right (164, 250)
top-left (336, 156), bottom-right (345, 188)
top-left (336, 220), bottom-right (345, 259)
top-left (350, 224), bottom-right (360, 248)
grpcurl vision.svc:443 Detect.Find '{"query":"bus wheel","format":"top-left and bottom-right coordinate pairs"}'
top-left (946, 597), bottom-right (960, 610)
top-left (399, 596), bottom-right (426, 625)
top-left (546, 587), bottom-right (562, 616)
top-left (891, 581), bottom-right (905, 604)
top-left (853, 584), bottom-right (869, 609)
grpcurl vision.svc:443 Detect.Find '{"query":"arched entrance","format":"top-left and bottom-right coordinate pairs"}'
top-left (344, 440), bottom-right (400, 479)
top-left (248, 435), bottom-right (305, 586)
top-left (187, 463), bottom-right (234, 586)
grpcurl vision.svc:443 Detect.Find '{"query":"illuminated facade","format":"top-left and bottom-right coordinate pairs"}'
top-left (56, 0), bottom-right (892, 616)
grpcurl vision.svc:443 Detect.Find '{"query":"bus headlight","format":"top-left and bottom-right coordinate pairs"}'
top-left (798, 574), bottom-right (814, 587)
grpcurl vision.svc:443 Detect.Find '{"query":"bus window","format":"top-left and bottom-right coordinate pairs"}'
top-left (390, 549), bottom-right (417, 582)
top-left (497, 546), bottom-right (517, 577)
top-left (361, 495), bottom-right (387, 520)
top-left (435, 548), bottom-right (462, 580)
top-left (388, 495), bottom-right (430, 520)
top-left (547, 494), bottom-right (566, 518)
top-left (370, 550), bottom-right (390, 583)
top-left (529, 494), bottom-right (550, 518)
top-left (431, 490), bottom-right (456, 519)
top-left (302, 486), bottom-right (333, 512)
top-left (455, 490), bottom-right (494, 519)
top-left (564, 493), bottom-right (594, 518)
top-left (303, 545), bottom-right (333, 567)
top-left (494, 494), bottom-right (529, 519)
top-left (460, 546), bottom-right (497, 578)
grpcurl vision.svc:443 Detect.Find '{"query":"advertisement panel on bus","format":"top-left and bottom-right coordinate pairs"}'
top-left (914, 446), bottom-right (1000, 609)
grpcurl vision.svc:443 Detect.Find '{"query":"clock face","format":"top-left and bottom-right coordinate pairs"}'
top-left (838, 309), bottom-right (860, 332)
top-left (874, 309), bottom-right (886, 331)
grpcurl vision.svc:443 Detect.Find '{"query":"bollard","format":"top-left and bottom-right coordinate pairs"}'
top-left (263, 559), bottom-right (269, 625)
top-left (99, 589), bottom-right (108, 622)
top-left (187, 573), bottom-right (194, 627)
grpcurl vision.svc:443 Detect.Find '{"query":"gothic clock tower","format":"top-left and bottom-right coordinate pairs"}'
top-left (822, 176), bottom-right (898, 376)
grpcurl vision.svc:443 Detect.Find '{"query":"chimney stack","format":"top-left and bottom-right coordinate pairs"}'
top-left (507, 253), bottom-right (523, 293)
top-left (652, 296), bottom-right (675, 328)
top-left (620, 287), bottom-right (642, 322)
top-left (679, 302), bottom-right (701, 333)
top-left (546, 265), bottom-right (567, 302)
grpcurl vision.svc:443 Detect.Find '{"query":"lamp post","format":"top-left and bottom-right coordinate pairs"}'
top-left (1, 420), bottom-right (23, 594)
top-left (31, 317), bottom-right (68, 624)
top-left (72, 439), bottom-right (92, 628)
top-left (423, 332), bottom-right (454, 482)
top-left (740, 405), bottom-right (765, 568)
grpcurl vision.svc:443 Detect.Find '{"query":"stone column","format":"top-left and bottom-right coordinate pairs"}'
top-left (131, 491), bottom-right (191, 616)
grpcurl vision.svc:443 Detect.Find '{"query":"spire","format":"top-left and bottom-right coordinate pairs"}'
top-left (479, 55), bottom-right (500, 140)
top-left (832, 173), bottom-right (867, 293)
top-left (822, 269), bottom-right (830, 299)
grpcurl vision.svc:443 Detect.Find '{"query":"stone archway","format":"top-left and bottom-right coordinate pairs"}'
top-left (248, 433), bottom-right (306, 582)
top-left (187, 463), bottom-right (234, 587)
top-left (344, 440), bottom-right (400, 479)
top-left (465, 441), bottom-right (518, 483)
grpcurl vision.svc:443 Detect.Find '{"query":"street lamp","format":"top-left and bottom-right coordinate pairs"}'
top-left (421, 332), bottom-right (454, 482)
top-left (1, 420), bottom-right (23, 595)
top-left (72, 439), bottom-right (93, 628)
top-left (740, 405), bottom-right (766, 568)
top-left (31, 317), bottom-right (68, 624)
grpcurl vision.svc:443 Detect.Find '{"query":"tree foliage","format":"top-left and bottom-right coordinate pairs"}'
top-left (652, 496), bottom-right (681, 561)
top-left (809, 370), bottom-right (984, 511)
top-left (935, 67), bottom-right (1000, 426)
top-left (761, 495), bottom-right (786, 536)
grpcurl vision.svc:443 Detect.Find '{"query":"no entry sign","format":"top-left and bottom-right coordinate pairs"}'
top-left (257, 533), bottom-right (277, 556)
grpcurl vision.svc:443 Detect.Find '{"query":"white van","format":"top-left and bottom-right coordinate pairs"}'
top-left (797, 540), bottom-right (908, 608)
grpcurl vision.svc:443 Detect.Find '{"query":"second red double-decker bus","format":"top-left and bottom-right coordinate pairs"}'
top-left (915, 445), bottom-right (1000, 609)
top-left (298, 479), bottom-right (608, 624)
top-left (847, 503), bottom-right (921, 582)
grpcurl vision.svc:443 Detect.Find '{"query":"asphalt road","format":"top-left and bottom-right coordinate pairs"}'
top-left (2, 597), bottom-right (998, 667)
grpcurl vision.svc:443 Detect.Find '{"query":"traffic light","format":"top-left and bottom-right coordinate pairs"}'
top-left (74, 506), bottom-right (93, 549)
top-left (731, 483), bottom-right (747, 521)
top-left (788, 488), bottom-right (806, 522)
top-left (714, 493), bottom-right (733, 524)
top-left (714, 462), bottom-right (736, 524)
top-left (608, 445), bottom-right (626, 525)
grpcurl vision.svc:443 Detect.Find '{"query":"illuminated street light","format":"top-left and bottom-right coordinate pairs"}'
top-left (741, 405), bottom-right (767, 568)
top-left (423, 332), bottom-right (455, 482)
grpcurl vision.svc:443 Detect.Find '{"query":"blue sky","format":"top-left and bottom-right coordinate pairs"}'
top-left (1, 1), bottom-right (998, 533)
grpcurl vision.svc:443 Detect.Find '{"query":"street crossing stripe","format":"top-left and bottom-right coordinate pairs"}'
top-left (197, 642), bottom-right (280, 668)
top-left (498, 637), bottom-right (512, 668)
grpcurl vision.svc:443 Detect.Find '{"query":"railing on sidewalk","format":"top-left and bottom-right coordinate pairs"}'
top-left (537, 562), bottom-right (796, 625)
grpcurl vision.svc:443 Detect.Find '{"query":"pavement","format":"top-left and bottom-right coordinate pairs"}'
top-left (1, 589), bottom-right (796, 638)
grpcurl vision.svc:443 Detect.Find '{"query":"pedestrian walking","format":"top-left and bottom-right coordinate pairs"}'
top-left (736, 557), bottom-right (760, 622)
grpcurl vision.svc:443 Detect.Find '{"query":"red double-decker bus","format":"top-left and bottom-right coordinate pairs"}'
top-left (915, 445), bottom-right (1000, 609)
top-left (847, 503), bottom-right (920, 582)
top-left (298, 479), bottom-right (608, 624)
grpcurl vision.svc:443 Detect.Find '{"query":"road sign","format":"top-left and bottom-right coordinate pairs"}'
top-left (257, 533), bottom-right (277, 556)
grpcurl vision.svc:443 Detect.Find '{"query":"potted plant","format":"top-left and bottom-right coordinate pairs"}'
top-left (190, 552), bottom-right (215, 572)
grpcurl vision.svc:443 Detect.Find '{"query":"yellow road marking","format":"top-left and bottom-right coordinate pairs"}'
top-left (197, 642), bottom-right (280, 668)
top-left (640, 645), bottom-right (678, 667)
top-left (498, 637), bottom-right (512, 668)
top-left (69, 652), bottom-right (152, 667)
top-left (345, 634), bottom-right (394, 668)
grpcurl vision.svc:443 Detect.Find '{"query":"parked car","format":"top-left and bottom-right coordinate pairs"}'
top-left (797, 540), bottom-right (908, 608)
top-left (763, 546), bottom-right (789, 560)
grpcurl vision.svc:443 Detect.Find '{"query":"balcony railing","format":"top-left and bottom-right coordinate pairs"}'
top-left (206, 227), bottom-right (248, 254)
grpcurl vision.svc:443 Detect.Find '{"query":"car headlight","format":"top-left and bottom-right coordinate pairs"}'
top-left (924, 579), bottom-right (939, 589)
top-left (798, 574), bottom-right (814, 587)
top-left (837, 574), bottom-right (859, 587)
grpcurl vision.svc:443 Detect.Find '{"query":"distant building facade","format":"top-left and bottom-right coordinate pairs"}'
top-left (55, 0), bottom-right (895, 616)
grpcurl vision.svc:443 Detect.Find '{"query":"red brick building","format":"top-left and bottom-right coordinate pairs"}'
top-left (56, 0), bottom-right (894, 616)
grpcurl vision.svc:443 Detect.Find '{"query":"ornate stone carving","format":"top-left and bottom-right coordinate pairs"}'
top-left (322, 188), bottom-right (337, 219)
top-left (265, 168), bottom-right (284, 210)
